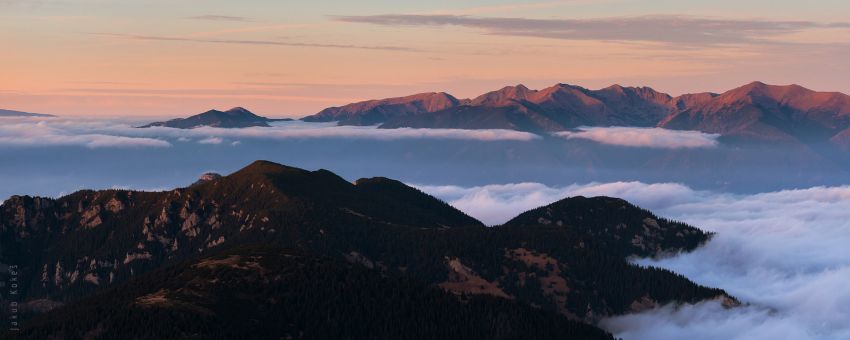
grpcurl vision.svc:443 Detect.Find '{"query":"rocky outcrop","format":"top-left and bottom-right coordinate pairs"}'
top-left (191, 172), bottom-right (222, 186)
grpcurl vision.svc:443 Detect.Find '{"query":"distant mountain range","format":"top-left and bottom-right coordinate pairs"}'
top-left (1, 160), bottom-right (731, 338)
top-left (0, 109), bottom-right (54, 117)
top-left (302, 81), bottom-right (850, 145)
top-left (131, 82), bottom-right (850, 146)
top-left (139, 107), bottom-right (292, 129)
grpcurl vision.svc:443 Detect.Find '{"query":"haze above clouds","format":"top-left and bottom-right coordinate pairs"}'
top-left (419, 181), bottom-right (850, 339)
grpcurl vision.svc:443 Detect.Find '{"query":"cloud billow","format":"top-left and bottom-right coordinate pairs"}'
top-left (554, 126), bottom-right (720, 149)
top-left (418, 181), bottom-right (850, 339)
top-left (0, 118), bottom-right (171, 148)
top-left (197, 137), bottom-right (224, 145)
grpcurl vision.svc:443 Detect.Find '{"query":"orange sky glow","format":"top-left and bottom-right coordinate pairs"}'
top-left (2, 0), bottom-right (850, 117)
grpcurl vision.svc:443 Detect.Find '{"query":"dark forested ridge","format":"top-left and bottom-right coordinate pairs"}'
top-left (10, 246), bottom-right (615, 340)
top-left (503, 196), bottom-right (711, 258)
top-left (0, 160), bottom-right (732, 338)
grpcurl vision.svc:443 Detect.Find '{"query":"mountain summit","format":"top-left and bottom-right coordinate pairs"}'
top-left (660, 81), bottom-right (850, 142)
top-left (300, 83), bottom-right (685, 132)
top-left (139, 107), bottom-right (291, 129)
top-left (303, 92), bottom-right (463, 126)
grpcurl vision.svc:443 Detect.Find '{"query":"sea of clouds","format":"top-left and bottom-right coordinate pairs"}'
top-left (3, 116), bottom-right (847, 338)
top-left (0, 116), bottom-right (539, 147)
top-left (419, 182), bottom-right (850, 340)
top-left (0, 116), bottom-right (729, 149)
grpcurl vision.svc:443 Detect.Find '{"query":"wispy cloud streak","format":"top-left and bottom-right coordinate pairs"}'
top-left (90, 33), bottom-right (419, 52)
top-left (187, 15), bottom-right (254, 22)
top-left (334, 14), bottom-right (850, 46)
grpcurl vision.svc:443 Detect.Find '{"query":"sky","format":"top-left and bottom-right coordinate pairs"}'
top-left (2, 0), bottom-right (850, 117)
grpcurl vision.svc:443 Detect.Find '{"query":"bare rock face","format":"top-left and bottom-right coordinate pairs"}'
top-left (181, 213), bottom-right (201, 237)
top-left (105, 197), bottom-right (125, 213)
top-left (192, 172), bottom-right (222, 186)
top-left (439, 257), bottom-right (510, 299)
top-left (1, 196), bottom-right (58, 236)
top-left (80, 205), bottom-right (102, 229)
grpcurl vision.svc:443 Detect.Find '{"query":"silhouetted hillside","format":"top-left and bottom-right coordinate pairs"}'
top-left (0, 160), bottom-right (733, 336)
top-left (9, 245), bottom-right (615, 340)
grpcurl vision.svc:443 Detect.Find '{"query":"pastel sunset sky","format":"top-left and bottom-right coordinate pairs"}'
top-left (3, 0), bottom-right (850, 117)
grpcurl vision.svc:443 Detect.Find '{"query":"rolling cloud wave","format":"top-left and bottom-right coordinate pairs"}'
top-left (418, 181), bottom-right (850, 339)
top-left (555, 127), bottom-right (720, 149)
top-left (0, 118), bottom-right (171, 148)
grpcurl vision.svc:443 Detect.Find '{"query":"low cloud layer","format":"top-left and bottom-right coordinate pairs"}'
top-left (555, 127), bottom-right (720, 149)
top-left (334, 14), bottom-right (850, 46)
top-left (0, 117), bottom-right (540, 148)
top-left (419, 181), bottom-right (850, 339)
top-left (0, 118), bottom-right (171, 148)
top-left (122, 121), bottom-right (541, 142)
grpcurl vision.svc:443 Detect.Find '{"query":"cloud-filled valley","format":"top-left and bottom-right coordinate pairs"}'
top-left (419, 181), bottom-right (850, 339)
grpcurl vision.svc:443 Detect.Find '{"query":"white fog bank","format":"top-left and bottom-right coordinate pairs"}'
top-left (555, 126), bottom-right (720, 149)
top-left (419, 182), bottom-right (850, 340)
